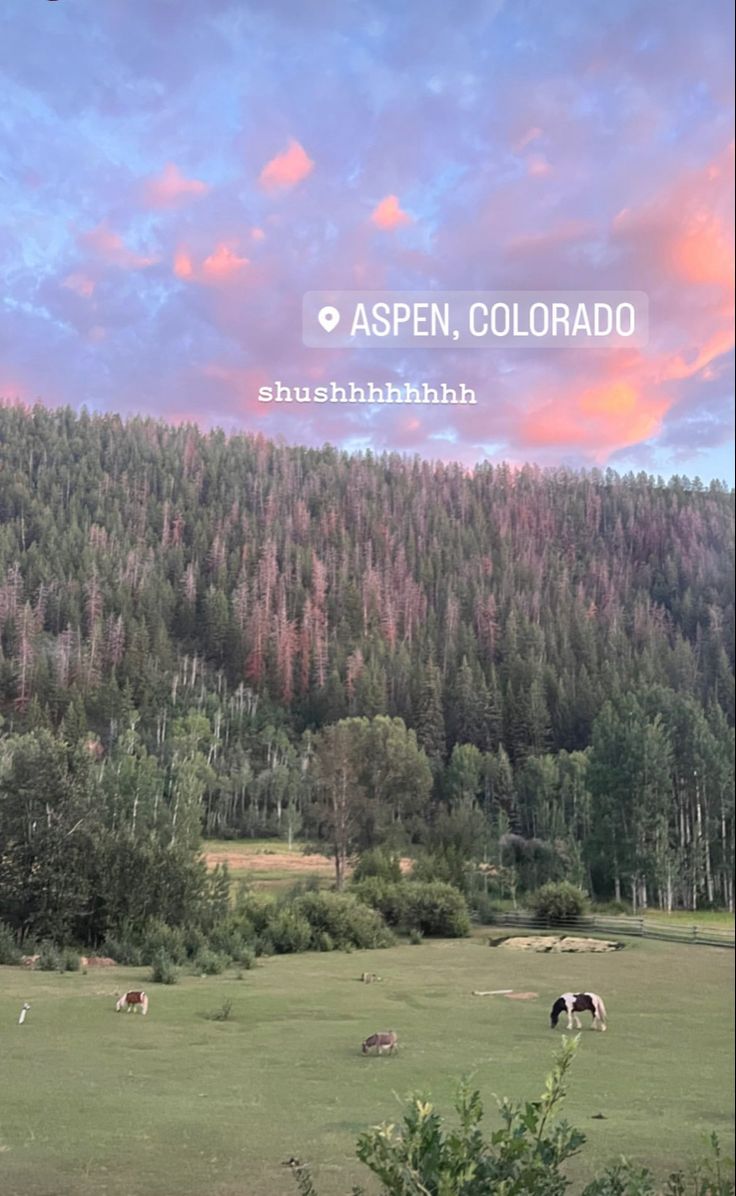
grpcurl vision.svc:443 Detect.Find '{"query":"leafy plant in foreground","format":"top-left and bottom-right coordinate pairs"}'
top-left (291, 1042), bottom-right (734, 1196)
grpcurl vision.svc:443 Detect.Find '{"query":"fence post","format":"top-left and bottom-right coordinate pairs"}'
top-left (639, 918), bottom-right (645, 936)
top-left (692, 925), bottom-right (698, 942)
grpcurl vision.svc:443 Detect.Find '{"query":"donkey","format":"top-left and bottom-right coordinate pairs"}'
top-left (362, 1031), bottom-right (398, 1055)
top-left (115, 990), bottom-right (149, 1015)
top-left (550, 992), bottom-right (606, 1032)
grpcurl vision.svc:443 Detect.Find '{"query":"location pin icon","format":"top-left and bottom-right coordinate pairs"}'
top-left (318, 305), bottom-right (340, 333)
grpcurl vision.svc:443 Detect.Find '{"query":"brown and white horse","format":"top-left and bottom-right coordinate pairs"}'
top-left (115, 990), bottom-right (149, 1015)
top-left (550, 991), bottom-right (606, 1032)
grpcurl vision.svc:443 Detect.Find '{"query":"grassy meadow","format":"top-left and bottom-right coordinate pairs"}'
top-left (1, 935), bottom-right (733, 1196)
top-left (202, 838), bottom-right (336, 894)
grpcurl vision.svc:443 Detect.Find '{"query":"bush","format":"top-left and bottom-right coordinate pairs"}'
top-left (529, 881), bottom-right (589, 924)
top-left (141, 920), bottom-right (188, 965)
top-left (409, 928), bottom-right (424, 945)
top-left (291, 1042), bottom-right (734, 1196)
top-left (194, 948), bottom-right (229, 975)
top-left (235, 945), bottom-right (256, 970)
top-left (354, 878), bottom-right (470, 938)
top-left (0, 921), bottom-right (21, 965)
top-left (351, 878), bottom-right (407, 927)
top-left (401, 882), bottom-right (471, 938)
top-left (232, 890), bottom-right (273, 935)
top-left (102, 935), bottom-right (144, 966)
top-left (150, 948), bottom-right (178, 984)
top-left (352, 848), bottom-right (402, 885)
top-left (204, 999), bottom-right (233, 1022)
top-left (293, 890), bottom-right (394, 950)
top-left (62, 948), bottom-right (81, 971)
top-left (256, 932), bottom-right (275, 957)
top-left (268, 908), bottom-right (313, 954)
top-left (37, 943), bottom-right (64, 971)
top-left (207, 919), bottom-right (257, 963)
top-left (469, 893), bottom-right (504, 925)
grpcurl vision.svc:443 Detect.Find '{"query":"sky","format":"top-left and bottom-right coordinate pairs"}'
top-left (0, 0), bottom-right (734, 481)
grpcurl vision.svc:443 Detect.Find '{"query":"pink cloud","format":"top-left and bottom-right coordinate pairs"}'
top-left (514, 126), bottom-right (543, 152)
top-left (371, 194), bottom-right (413, 230)
top-left (517, 371), bottom-right (672, 459)
top-left (62, 273), bottom-right (96, 297)
top-left (173, 249), bottom-right (194, 279)
top-left (143, 162), bottom-right (209, 208)
top-left (79, 225), bottom-right (157, 269)
top-left (201, 243), bottom-right (250, 282)
top-left (173, 243), bottom-right (249, 285)
top-left (258, 139), bottom-right (314, 191)
top-left (526, 154), bottom-right (551, 177)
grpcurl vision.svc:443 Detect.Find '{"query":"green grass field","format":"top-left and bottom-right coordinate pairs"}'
top-left (1, 936), bottom-right (733, 1196)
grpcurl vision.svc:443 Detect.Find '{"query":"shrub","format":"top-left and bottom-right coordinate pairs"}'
top-left (352, 848), bottom-right (402, 885)
top-left (182, 925), bottom-right (209, 959)
top-left (194, 948), bottom-right (229, 975)
top-left (351, 878), bottom-right (407, 927)
top-left (314, 931), bottom-right (335, 952)
top-left (150, 948), bottom-right (178, 985)
top-left (102, 936), bottom-right (144, 966)
top-left (256, 932), bottom-right (275, 957)
top-left (470, 893), bottom-right (503, 925)
top-left (234, 944), bottom-right (256, 970)
top-left (141, 920), bottom-right (188, 965)
top-left (233, 890), bottom-right (273, 935)
top-left (0, 921), bottom-right (21, 965)
top-left (290, 1042), bottom-right (734, 1196)
top-left (408, 928), bottom-right (424, 945)
top-left (591, 900), bottom-right (631, 917)
top-left (268, 909), bottom-right (313, 954)
top-left (354, 878), bottom-right (470, 938)
top-left (410, 848), bottom-right (468, 891)
top-left (401, 882), bottom-right (471, 938)
top-left (37, 943), bottom-right (64, 971)
top-left (293, 890), bottom-right (394, 950)
top-left (62, 948), bottom-right (81, 971)
top-left (207, 919), bottom-right (257, 963)
top-left (204, 999), bottom-right (233, 1022)
top-left (529, 881), bottom-right (589, 924)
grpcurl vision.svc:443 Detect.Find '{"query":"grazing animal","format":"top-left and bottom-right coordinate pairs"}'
top-left (362, 1030), bottom-right (398, 1055)
top-left (115, 990), bottom-right (149, 1015)
top-left (550, 991), bottom-right (606, 1032)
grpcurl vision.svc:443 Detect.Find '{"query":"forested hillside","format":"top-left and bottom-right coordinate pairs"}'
top-left (0, 403), bottom-right (733, 918)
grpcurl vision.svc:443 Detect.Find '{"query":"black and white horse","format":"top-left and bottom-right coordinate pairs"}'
top-left (550, 991), bottom-right (607, 1032)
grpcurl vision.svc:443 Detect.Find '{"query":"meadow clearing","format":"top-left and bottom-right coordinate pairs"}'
top-left (1, 934), bottom-right (733, 1196)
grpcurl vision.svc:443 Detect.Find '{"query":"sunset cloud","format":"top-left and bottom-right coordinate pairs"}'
top-left (62, 273), bottom-right (95, 298)
top-left (518, 374), bottom-right (671, 459)
top-left (174, 243), bottom-right (250, 285)
top-left (526, 155), bottom-right (551, 178)
top-left (258, 140), bottom-right (314, 191)
top-left (370, 195), bottom-right (413, 230)
top-left (1, 1), bottom-right (732, 481)
top-left (78, 225), bottom-right (157, 269)
top-left (143, 163), bottom-right (209, 208)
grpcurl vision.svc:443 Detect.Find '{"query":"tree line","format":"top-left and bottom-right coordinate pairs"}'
top-left (0, 404), bottom-right (733, 917)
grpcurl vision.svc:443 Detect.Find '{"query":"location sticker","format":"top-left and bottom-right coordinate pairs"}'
top-left (317, 305), bottom-right (341, 333)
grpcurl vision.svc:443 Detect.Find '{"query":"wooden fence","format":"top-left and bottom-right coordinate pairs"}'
top-left (485, 910), bottom-right (734, 949)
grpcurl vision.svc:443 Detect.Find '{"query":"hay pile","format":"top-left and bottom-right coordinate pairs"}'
top-left (500, 935), bottom-right (621, 953)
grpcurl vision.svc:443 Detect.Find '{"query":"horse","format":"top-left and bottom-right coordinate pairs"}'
top-left (362, 1031), bottom-right (398, 1055)
top-left (115, 990), bottom-right (149, 1015)
top-left (550, 991), bottom-right (606, 1032)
